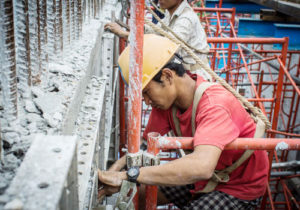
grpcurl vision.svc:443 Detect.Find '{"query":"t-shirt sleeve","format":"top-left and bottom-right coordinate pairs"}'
top-left (143, 108), bottom-right (171, 140)
top-left (193, 104), bottom-right (240, 150)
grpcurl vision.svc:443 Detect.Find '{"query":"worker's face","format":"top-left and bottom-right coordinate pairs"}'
top-left (158, 0), bottom-right (182, 10)
top-left (142, 69), bottom-right (177, 110)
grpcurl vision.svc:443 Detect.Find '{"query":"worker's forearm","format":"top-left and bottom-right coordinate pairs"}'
top-left (108, 155), bottom-right (126, 171)
top-left (120, 31), bottom-right (129, 39)
top-left (137, 154), bottom-right (212, 186)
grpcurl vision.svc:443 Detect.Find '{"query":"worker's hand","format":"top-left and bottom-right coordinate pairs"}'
top-left (97, 170), bottom-right (127, 201)
top-left (98, 169), bottom-right (127, 187)
top-left (97, 184), bottom-right (120, 201)
top-left (104, 22), bottom-right (126, 37)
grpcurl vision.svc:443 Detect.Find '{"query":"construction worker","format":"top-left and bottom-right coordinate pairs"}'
top-left (98, 34), bottom-right (269, 209)
top-left (104, 0), bottom-right (212, 80)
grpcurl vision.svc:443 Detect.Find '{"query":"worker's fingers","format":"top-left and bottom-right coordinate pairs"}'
top-left (97, 187), bottom-right (107, 202)
top-left (97, 185), bottom-right (120, 203)
top-left (105, 185), bottom-right (120, 195)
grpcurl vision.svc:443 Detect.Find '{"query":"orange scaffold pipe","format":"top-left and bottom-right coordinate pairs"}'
top-left (147, 132), bottom-right (300, 151)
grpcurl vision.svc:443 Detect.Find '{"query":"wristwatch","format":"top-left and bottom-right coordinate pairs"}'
top-left (127, 166), bottom-right (140, 183)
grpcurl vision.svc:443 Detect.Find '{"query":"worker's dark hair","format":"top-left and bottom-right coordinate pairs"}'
top-left (152, 54), bottom-right (186, 83)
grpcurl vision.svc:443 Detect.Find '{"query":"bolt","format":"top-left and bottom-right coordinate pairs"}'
top-left (38, 182), bottom-right (49, 189)
top-left (52, 148), bottom-right (61, 153)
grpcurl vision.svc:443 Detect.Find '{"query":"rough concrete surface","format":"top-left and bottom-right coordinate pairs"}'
top-left (0, 18), bottom-right (105, 209)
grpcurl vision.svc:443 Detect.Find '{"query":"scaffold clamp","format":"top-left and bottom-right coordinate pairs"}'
top-left (126, 150), bottom-right (143, 168)
top-left (114, 180), bottom-right (137, 210)
top-left (143, 151), bottom-right (160, 166)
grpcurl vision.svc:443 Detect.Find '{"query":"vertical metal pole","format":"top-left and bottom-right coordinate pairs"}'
top-left (261, 37), bottom-right (289, 210)
top-left (258, 71), bottom-right (266, 114)
top-left (0, 0), bottom-right (18, 121)
top-left (119, 38), bottom-right (127, 157)
top-left (219, 0), bottom-right (223, 8)
top-left (145, 133), bottom-right (160, 210)
top-left (226, 8), bottom-right (235, 82)
top-left (127, 0), bottom-right (144, 208)
top-left (127, 0), bottom-right (144, 155)
top-left (271, 37), bottom-right (288, 137)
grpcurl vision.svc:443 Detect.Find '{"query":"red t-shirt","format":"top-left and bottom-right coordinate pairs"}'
top-left (143, 75), bottom-right (269, 201)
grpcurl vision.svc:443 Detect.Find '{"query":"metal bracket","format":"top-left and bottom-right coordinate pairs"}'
top-left (126, 150), bottom-right (143, 168)
top-left (143, 151), bottom-right (160, 167)
top-left (114, 180), bottom-right (137, 210)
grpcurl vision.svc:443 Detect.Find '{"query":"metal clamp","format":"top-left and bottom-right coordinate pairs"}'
top-left (114, 180), bottom-right (137, 210)
top-left (143, 151), bottom-right (160, 167)
top-left (126, 150), bottom-right (143, 168)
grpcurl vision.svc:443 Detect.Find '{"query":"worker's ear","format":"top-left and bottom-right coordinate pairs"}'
top-left (161, 68), bottom-right (174, 85)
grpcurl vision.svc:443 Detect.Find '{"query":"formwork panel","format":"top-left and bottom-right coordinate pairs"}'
top-left (3, 135), bottom-right (78, 210)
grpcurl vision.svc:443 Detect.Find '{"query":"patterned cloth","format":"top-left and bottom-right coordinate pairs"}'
top-left (159, 185), bottom-right (261, 210)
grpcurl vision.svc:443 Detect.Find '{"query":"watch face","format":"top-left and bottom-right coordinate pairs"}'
top-left (128, 167), bottom-right (139, 177)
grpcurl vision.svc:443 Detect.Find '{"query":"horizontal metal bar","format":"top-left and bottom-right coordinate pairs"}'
top-left (272, 160), bottom-right (300, 169)
top-left (152, 133), bottom-right (300, 150)
top-left (270, 171), bottom-right (300, 177)
top-left (193, 7), bottom-right (234, 13)
top-left (214, 71), bottom-right (279, 75)
top-left (207, 37), bottom-right (286, 44)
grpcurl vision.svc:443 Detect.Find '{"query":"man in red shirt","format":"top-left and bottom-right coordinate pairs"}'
top-left (98, 34), bottom-right (269, 209)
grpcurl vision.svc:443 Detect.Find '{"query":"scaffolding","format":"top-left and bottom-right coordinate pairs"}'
top-left (118, 1), bottom-right (300, 209)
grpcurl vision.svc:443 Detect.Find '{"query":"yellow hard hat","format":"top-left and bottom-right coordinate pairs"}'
top-left (118, 34), bottom-right (180, 90)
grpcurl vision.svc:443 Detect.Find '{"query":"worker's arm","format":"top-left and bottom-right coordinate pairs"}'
top-left (104, 22), bottom-right (129, 39)
top-left (138, 145), bottom-right (221, 185)
top-left (108, 155), bottom-right (126, 171)
top-left (98, 144), bottom-right (222, 186)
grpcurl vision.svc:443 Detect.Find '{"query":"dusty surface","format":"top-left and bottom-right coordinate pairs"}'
top-left (0, 19), bottom-right (102, 198)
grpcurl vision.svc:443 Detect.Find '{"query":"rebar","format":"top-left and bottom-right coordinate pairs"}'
top-left (87, 0), bottom-right (91, 21)
top-left (0, 0), bottom-right (18, 121)
top-left (70, 0), bottom-right (76, 41)
top-left (15, 0), bottom-right (31, 92)
top-left (93, 0), bottom-right (96, 18)
top-left (56, 0), bottom-right (63, 53)
top-left (39, 0), bottom-right (48, 75)
top-left (74, 0), bottom-right (79, 39)
top-left (82, 0), bottom-right (86, 23)
top-left (77, 0), bottom-right (82, 38)
top-left (29, 0), bottom-right (40, 85)
top-left (65, 0), bottom-right (71, 45)
top-left (47, 0), bottom-right (57, 60)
